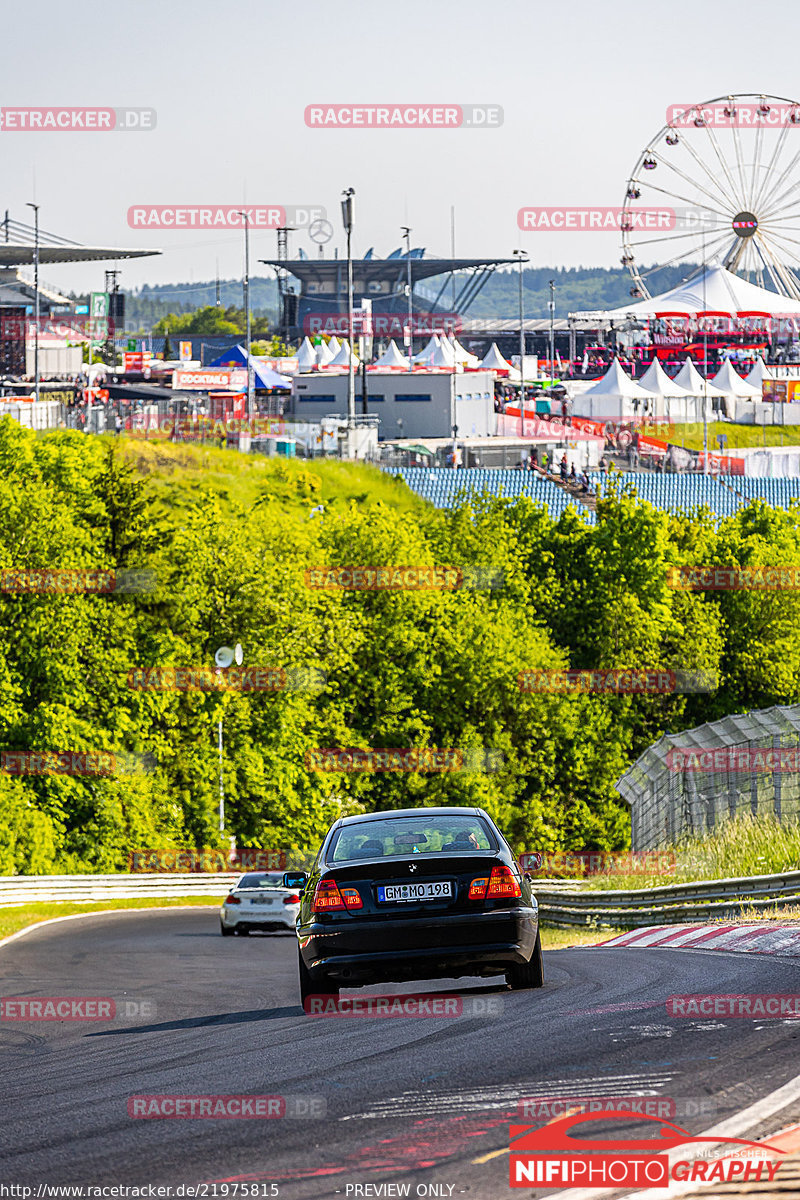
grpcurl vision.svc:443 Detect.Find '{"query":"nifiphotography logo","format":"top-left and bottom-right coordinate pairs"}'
top-left (509, 1111), bottom-right (783, 1188)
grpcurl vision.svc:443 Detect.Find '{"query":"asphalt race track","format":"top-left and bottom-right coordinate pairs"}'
top-left (1, 909), bottom-right (800, 1199)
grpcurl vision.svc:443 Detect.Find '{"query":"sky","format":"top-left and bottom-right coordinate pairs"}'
top-left (4, 0), bottom-right (800, 300)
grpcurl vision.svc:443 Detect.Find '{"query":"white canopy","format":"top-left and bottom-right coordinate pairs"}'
top-left (315, 339), bottom-right (335, 366)
top-left (296, 337), bottom-right (317, 371)
top-left (480, 342), bottom-right (513, 371)
top-left (413, 334), bottom-right (441, 364)
top-left (711, 358), bottom-right (761, 398)
top-left (327, 336), bottom-right (341, 356)
top-left (639, 358), bottom-right (691, 398)
top-left (574, 262), bottom-right (800, 320)
top-left (427, 338), bottom-right (456, 368)
top-left (372, 339), bottom-right (409, 370)
top-left (329, 338), bottom-right (359, 367)
top-left (581, 357), bottom-right (654, 400)
top-left (673, 357), bottom-right (727, 398)
top-left (745, 355), bottom-right (774, 390)
top-left (450, 336), bottom-right (481, 368)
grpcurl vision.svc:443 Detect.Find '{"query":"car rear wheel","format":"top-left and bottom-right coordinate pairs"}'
top-left (505, 930), bottom-right (544, 989)
top-left (298, 946), bottom-right (339, 1011)
top-left (220, 921), bottom-right (234, 937)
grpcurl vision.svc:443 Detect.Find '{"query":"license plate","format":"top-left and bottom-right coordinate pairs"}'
top-left (250, 897), bottom-right (274, 905)
top-left (377, 881), bottom-right (452, 903)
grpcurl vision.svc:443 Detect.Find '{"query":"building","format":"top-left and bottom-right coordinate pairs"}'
top-left (260, 247), bottom-right (515, 345)
top-left (290, 370), bottom-right (496, 440)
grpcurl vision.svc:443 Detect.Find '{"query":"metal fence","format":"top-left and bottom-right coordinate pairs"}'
top-left (0, 873), bottom-right (239, 908)
top-left (536, 869), bottom-right (800, 927)
top-left (616, 704), bottom-right (800, 850)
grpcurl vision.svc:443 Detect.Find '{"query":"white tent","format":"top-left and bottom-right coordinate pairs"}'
top-left (745, 355), bottom-right (774, 391)
top-left (315, 339), bottom-right (335, 366)
top-left (413, 334), bottom-right (441, 364)
top-left (711, 358), bottom-right (761, 398)
top-left (673, 357), bottom-right (727, 397)
top-left (371, 339), bottom-right (409, 370)
top-left (296, 337), bottom-right (317, 371)
top-left (327, 336), bottom-right (342, 356)
top-left (572, 357), bottom-right (667, 420)
top-left (480, 342), bottom-right (513, 371)
top-left (427, 338), bottom-right (456, 368)
top-left (450, 336), bottom-right (481, 368)
top-left (329, 338), bottom-right (360, 367)
top-left (573, 262), bottom-right (800, 321)
top-left (639, 358), bottom-right (691, 398)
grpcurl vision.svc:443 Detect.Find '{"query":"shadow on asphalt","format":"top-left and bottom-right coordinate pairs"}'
top-left (86, 1006), bottom-right (302, 1035)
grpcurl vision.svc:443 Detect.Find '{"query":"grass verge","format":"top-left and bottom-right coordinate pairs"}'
top-left (0, 896), bottom-right (222, 942)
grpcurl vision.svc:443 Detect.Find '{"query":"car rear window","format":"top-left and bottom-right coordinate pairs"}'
top-left (237, 873), bottom-right (285, 888)
top-left (328, 815), bottom-right (497, 863)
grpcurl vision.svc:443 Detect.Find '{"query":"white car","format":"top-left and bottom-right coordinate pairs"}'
top-left (220, 871), bottom-right (301, 936)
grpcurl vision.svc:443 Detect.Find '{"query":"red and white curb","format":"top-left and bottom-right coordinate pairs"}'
top-left (597, 921), bottom-right (800, 956)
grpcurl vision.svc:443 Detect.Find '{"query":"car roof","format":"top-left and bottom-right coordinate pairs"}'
top-left (333, 806), bottom-right (486, 829)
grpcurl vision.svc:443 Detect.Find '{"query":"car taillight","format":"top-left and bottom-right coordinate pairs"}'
top-left (225, 895), bottom-right (241, 905)
top-left (486, 864), bottom-right (522, 899)
top-left (468, 877), bottom-right (490, 900)
top-left (313, 879), bottom-right (345, 912)
top-left (283, 893), bottom-right (301, 904)
top-left (340, 887), bottom-right (363, 910)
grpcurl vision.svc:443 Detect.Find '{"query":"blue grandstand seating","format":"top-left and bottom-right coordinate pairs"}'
top-left (384, 467), bottom-right (595, 524)
top-left (386, 467), bottom-right (800, 525)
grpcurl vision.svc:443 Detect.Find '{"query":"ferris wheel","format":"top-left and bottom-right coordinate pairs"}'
top-left (621, 94), bottom-right (800, 302)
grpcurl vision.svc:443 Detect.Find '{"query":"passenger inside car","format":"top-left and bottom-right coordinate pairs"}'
top-left (442, 831), bottom-right (481, 851)
top-left (354, 838), bottom-right (385, 857)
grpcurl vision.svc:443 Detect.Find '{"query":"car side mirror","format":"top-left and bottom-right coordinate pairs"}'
top-left (519, 852), bottom-right (543, 874)
top-left (283, 871), bottom-right (308, 892)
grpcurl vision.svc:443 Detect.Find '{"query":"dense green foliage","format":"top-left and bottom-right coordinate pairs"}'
top-left (3, 425), bottom-right (800, 874)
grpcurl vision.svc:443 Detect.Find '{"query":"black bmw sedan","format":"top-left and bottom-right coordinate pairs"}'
top-left (284, 806), bottom-right (543, 1008)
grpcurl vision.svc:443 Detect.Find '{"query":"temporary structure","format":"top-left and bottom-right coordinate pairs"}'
top-left (315, 339), bottom-right (335, 366)
top-left (639, 357), bottom-right (691, 397)
top-left (413, 334), bottom-right (441, 365)
top-left (572, 357), bottom-right (665, 420)
top-left (711, 358), bottom-right (761, 398)
top-left (479, 342), bottom-right (513, 371)
top-left (371, 339), bottom-right (409, 370)
top-left (744, 355), bottom-right (774, 391)
top-left (450, 336), bottom-right (481, 368)
top-left (296, 337), bottom-right (317, 371)
top-left (673, 357), bottom-right (727, 397)
top-left (329, 338), bottom-right (360, 368)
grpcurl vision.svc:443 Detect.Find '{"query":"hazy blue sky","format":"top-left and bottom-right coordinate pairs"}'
top-left (5, 0), bottom-right (800, 298)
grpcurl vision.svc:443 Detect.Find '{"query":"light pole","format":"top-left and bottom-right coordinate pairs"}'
top-left (26, 203), bottom-right (40, 405)
top-left (236, 211), bottom-right (253, 422)
top-left (402, 225), bottom-right (413, 373)
top-left (341, 189), bottom-right (356, 427)
top-left (549, 279), bottom-right (556, 387)
top-left (214, 643), bottom-right (243, 835)
top-left (513, 250), bottom-right (528, 436)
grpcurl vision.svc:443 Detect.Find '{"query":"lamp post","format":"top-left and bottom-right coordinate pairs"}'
top-left (402, 225), bottom-right (413, 373)
top-left (549, 279), bottom-right (556, 387)
top-left (214, 644), bottom-right (243, 834)
top-left (236, 211), bottom-right (253, 422)
top-left (513, 250), bottom-right (528, 436)
top-left (341, 189), bottom-right (355, 427)
top-left (26, 203), bottom-right (40, 405)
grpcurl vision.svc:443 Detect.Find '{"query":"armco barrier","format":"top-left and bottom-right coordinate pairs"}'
top-left (535, 870), bottom-right (800, 928)
top-left (0, 873), bottom-right (239, 907)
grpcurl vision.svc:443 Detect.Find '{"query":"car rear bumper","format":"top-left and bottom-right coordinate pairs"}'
top-left (221, 907), bottom-right (298, 930)
top-left (299, 907), bottom-right (538, 982)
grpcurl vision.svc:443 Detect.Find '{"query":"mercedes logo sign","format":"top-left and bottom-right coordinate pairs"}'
top-left (309, 218), bottom-right (334, 244)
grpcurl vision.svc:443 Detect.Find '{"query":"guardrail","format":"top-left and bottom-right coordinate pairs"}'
top-left (535, 870), bottom-right (800, 927)
top-left (0, 873), bottom-right (239, 908)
